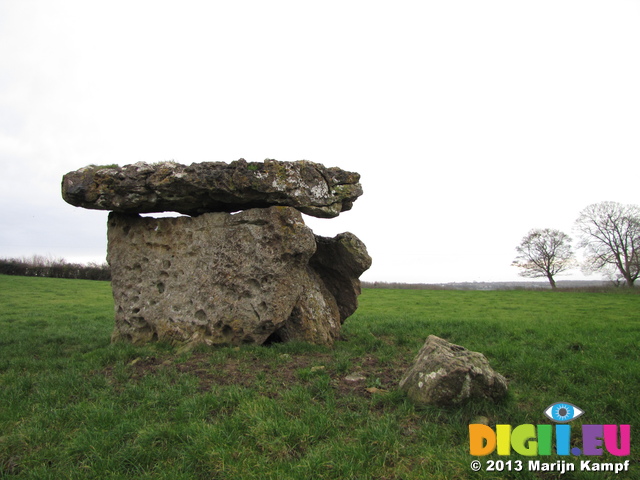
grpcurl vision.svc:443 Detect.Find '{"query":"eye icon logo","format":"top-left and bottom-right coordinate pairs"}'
top-left (544, 402), bottom-right (584, 423)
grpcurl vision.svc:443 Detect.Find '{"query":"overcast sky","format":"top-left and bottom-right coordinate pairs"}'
top-left (1, 0), bottom-right (638, 283)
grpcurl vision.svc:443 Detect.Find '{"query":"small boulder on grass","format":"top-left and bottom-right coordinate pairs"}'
top-left (399, 335), bottom-right (508, 406)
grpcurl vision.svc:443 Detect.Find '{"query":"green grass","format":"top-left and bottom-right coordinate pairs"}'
top-left (0, 275), bottom-right (638, 479)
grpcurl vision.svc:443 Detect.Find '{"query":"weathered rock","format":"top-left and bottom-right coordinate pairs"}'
top-left (63, 159), bottom-right (362, 218)
top-left (399, 335), bottom-right (508, 406)
top-left (344, 373), bottom-right (367, 383)
top-left (107, 206), bottom-right (370, 346)
top-left (311, 232), bottom-right (372, 321)
top-left (62, 158), bottom-right (371, 346)
top-left (268, 233), bottom-right (372, 344)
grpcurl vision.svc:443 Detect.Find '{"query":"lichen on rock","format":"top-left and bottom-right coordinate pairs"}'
top-left (62, 158), bottom-right (362, 218)
top-left (399, 335), bottom-right (508, 406)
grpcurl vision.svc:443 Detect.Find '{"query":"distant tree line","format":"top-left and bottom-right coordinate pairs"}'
top-left (360, 280), bottom-right (629, 292)
top-left (362, 281), bottom-right (452, 290)
top-left (0, 255), bottom-right (111, 281)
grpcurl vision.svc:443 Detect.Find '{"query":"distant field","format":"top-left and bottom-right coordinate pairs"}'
top-left (0, 274), bottom-right (638, 479)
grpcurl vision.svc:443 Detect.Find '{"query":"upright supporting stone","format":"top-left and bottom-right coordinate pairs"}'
top-left (107, 207), bottom-right (370, 346)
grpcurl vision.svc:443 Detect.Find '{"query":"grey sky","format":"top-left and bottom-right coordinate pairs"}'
top-left (1, 0), bottom-right (639, 283)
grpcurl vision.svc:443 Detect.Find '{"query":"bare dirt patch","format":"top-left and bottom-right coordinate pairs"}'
top-left (105, 350), bottom-right (408, 399)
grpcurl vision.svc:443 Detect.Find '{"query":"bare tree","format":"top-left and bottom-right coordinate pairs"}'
top-left (512, 228), bottom-right (575, 289)
top-left (574, 201), bottom-right (640, 287)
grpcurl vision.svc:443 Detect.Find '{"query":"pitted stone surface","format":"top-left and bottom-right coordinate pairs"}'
top-left (399, 335), bottom-right (508, 406)
top-left (311, 232), bottom-right (372, 321)
top-left (63, 159), bottom-right (362, 218)
top-left (107, 206), bottom-right (370, 346)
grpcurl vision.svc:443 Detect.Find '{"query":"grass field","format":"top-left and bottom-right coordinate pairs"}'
top-left (0, 274), bottom-right (638, 479)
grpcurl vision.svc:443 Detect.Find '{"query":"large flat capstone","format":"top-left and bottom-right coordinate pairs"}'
top-left (62, 158), bottom-right (362, 218)
top-left (107, 206), bottom-right (371, 346)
